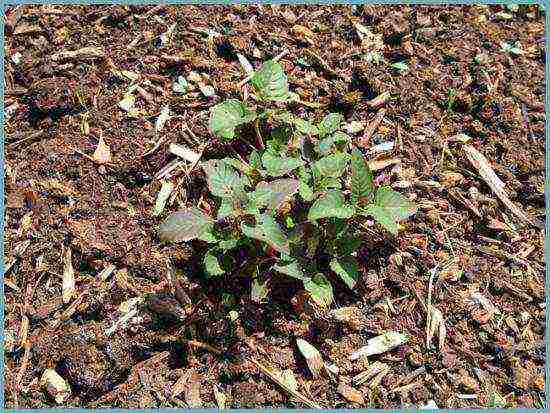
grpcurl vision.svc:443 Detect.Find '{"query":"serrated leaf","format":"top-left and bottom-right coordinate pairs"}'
top-left (251, 179), bottom-right (300, 211)
top-left (202, 160), bottom-right (247, 198)
top-left (204, 251), bottom-right (225, 276)
top-left (273, 259), bottom-right (307, 280)
top-left (262, 150), bottom-right (304, 177)
top-left (330, 257), bottom-right (360, 289)
top-left (304, 274), bottom-right (333, 307)
top-left (364, 186), bottom-right (416, 235)
top-left (208, 99), bottom-right (256, 140)
top-left (312, 153), bottom-right (350, 178)
top-left (159, 208), bottom-right (213, 243)
top-left (317, 113), bottom-right (344, 137)
top-left (308, 190), bottom-right (355, 221)
top-left (251, 60), bottom-right (290, 102)
top-left (351, 148), bottom-right (374, 204)
top-left (241, 214), bottom-right (290, 254)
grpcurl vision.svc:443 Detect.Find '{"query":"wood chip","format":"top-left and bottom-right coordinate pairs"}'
top-left (41, 369), bottom-right (71, 404)
top-left (337, 383), bottom-right (364, 404)
top-left (296, 338), bottom-right (323, 378)
top-left (353, 361), bottom-right (389, 385)
top-left (249, 358), bottom-right (321, 408)
top-left (368, 157), bottom-right (400, 171)
top-left (62, 247), bottom-right (75, 304)
top-left (184, 371), bottom-right (202, 407)
top-left (213, 385), bottom-right (227, 409)
top-left (51, 46), bottom-right (105, 61)
top-left (169, 143), bottom-right (201, 163)
top-left (92, 135), bottom-right (111, 164)
top-left (350, 331), bottom-right (408, 360)
top-left (463, 144), bottom-right (543, 229)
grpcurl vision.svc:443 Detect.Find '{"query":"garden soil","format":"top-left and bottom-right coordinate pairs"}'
top-left (3, 4), bottom-right (546, 409)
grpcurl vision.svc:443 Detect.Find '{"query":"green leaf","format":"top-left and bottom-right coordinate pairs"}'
top-left (172, 75), bottom-right (189, 94)
top-left (391, 62), bottom-right (409, 74)
top-left (335, 235), bottom-right (362, 256)
top-left (350, 148), bottom-right (374, 204)
top-left (330, 257), bottom-right (360, 289)
top-left (304, 274), bottom-right (333, 307)
top-left (249, 150), bottom-right (262, 169)
top-left (312, 152), bottom-right (350, 178)
top-left (316, 176), bottom-right (342, 191)
top-left (273, 259), bottom-right (307, 280)
top-left (251, 60), bottom-right (290, 102)
top-left (159, 207), bottom-right (213, 243)
top-left (217, 198), bottom-right (235, 219)
top-left (294, 118), bottom-right (319, 135)
top-left (364, 186), bottom-right (417, 235)
top-left (308, 190), bottom-right (355, 221)
top-left (209, 99), bottom-right (256, 140)
top-left (251, 278), bottom-right (269, 303)
top-left (262, 150), bottom-right (304, 177)
top-left (241, 214), bottom-right (290, 254)
top-left (218, 237), bottom-right (239, 251)
top-left (223, 157), bottom-right (251, 174)
top-left (318, 131), bottom-right (349, 154)
top-left (299, 179), bottom-right (314, 202)
top-left (250, 179), bottom-right (300, 211)
top-left (317, 113), bottom-right (344, 137)
top-left (197, 225), bottom-right (219, 243)
top-left (204, 251), bottom-right (225, 276)
top-left (267, 126), bottom-right (292, 153)
top-left (202, 160), bottom-right (247, 198)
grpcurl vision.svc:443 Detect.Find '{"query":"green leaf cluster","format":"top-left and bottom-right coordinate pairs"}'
top-left (159, 59), bottom-right (417, 307)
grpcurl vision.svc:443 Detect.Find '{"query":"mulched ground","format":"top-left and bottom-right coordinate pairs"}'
top-left (3, 4), bottom-right (545, 409)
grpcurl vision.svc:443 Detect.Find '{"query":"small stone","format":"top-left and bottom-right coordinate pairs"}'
top-left (337, 383), bottom-right (364, 404)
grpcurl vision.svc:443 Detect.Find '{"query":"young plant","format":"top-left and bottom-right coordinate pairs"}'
top-left (159, 59), bottom-right (416, 307)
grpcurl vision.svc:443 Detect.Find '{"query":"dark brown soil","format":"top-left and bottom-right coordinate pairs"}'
top-left (3, 4), bottom-right (545, 409)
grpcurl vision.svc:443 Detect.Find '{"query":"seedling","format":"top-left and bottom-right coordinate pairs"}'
top-left (159, 59), bottom-right (416, 306)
